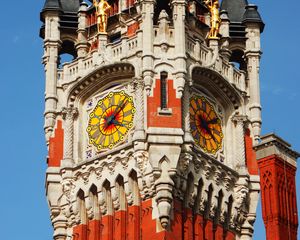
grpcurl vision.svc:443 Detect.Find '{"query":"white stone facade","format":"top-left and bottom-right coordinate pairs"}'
top-left (41, 1), bottom-right (263, 239)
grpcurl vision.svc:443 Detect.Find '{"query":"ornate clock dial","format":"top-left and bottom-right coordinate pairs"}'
top-left (190, 96), bottom-right (223, 154)
top-left (87, 91), bottom-right (135, 151)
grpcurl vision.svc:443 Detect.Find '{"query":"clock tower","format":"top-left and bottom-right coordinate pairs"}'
top-left (39, 0), bottom-right (296, 240)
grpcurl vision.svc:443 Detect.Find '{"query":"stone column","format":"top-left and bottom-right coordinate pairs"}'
top-left (182, 85), bottom-right (193, 144)
top-left (141, 0), bottom-right (155, 94)
top-left (43, 13), bottom-right (61, 142)
top-left (219, 10), bottom-right (231, 61)
top-left (76, 2), bottom-right (89, 58)
top-left (245, 23), bottom-right (262, 144)
top-left (172, 0), bottom-right (187, 97)
top-left (62, 107), bottom-right (78, 165)
top-left (232, 115), bottom-right (247, 172)
top-left (133, 77), bottom-right (145, 146)
top-left (53, 214), bottom-right (68, 240)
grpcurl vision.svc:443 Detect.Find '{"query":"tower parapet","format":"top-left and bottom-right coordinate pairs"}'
top-left (40, 0), bottom-right (265, 239)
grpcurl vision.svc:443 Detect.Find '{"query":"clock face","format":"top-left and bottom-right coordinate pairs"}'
top-left (86, 91), bottom-right (135, 151)
top-left (190, 96), bottom-right (223, 154)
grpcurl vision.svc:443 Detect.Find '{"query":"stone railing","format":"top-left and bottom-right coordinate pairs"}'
top-left (58, 35), bottom-right (139, 85)
top-left (186, 37), bottom-right (246, 93)
top-left (57, 34), bottom-right (246, 93)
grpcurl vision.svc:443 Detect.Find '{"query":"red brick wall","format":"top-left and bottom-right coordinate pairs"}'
top-left (258, 155), bottom-right (298, 240)
top-left (244, 129), bottom-right (258, 175)
top-left (147, 79), bottom-right (182, 128)
top-left (72, 199), bottom-right (236, 240)
top-left (48, 120), bottom-right (64, 167)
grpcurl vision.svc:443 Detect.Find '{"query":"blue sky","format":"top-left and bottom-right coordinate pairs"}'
top-left (0, 1), bottom-right (299, 239)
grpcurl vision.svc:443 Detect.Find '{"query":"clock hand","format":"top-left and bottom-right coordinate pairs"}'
top-left (207, 118), bottom-right (219, 125)
top-left (103, 98), bottom-right (127, 128)
top-left (115, 99), bottom-right (127, 117)
top-left (111, 97), bottom-right (127, 117)
top-left (199, 115), bottom-right (216, 142)
top-left (111, 119), bottom-right (125, 127)
top-left (207, 127), bottom-right (217, 142)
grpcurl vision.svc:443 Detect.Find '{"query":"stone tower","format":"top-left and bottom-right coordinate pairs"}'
top-left (40, 0), bottom-right (267, 239)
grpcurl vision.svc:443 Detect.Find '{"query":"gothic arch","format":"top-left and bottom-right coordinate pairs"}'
top-left (191, 66), bottom-right (243, 111)
top-left (128, 170), bottom-right (140, 206)
top-left (77, 189), bottom-right (87, 224)
top-left (67, 62), bottom-right (135, 106)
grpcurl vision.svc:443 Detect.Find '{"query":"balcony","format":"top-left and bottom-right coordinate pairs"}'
top-left (57, 32), bottom-right (246, 94)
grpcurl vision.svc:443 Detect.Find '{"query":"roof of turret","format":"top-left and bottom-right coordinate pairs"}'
top-left (242, 4), bottom-right (265, 31)
top-left (220, 0), bottom-right (248, 23)
top-left (220, 0), bottom-right (264, 36)
top-left (42, 0), bottom-right (82, 14)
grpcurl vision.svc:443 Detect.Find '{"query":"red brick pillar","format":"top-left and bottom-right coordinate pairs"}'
top-left (255, 134), bottom-right (299, 240)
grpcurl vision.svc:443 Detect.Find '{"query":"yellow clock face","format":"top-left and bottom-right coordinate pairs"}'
top-left (190, 96), bottom-right (223, 154)
top-left (87, 91), bottom-right (135, 151)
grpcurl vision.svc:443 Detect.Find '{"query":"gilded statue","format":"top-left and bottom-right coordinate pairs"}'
top-left (93, 0), bottom-right (111, 33)
top-left (204, 0), bottom-right (221, 39)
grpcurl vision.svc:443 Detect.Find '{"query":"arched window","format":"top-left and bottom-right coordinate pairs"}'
top-left (153, 0), bottom-right (172, 25)
top-left (89, 185), bottom-right (100, 220)
top-left (129, 170), bottom-right (140, 206)
top-left (103, 180), bottom-right (113, 215)
top-left (58, 40), bottom-right (77, 68)
top-left (230, 49), bottom-right (246, 71)
top-left (116, 175), bottom-right (126, 210)
top-left (77, 189), bottom-right (87, 224)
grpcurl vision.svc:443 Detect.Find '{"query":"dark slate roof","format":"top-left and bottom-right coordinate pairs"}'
top-left (42, 0), bottom-right (83, 15)
top-left (220, 0), bottom-right (264, 37)
top-left (40, 0), bottom-right (85, 38)
top-left (220, 0), bottom-right (248, 23)
top-left (42, 0), bottom-right (61, 11)
top-left (242, 4), bottom-right (265, 31)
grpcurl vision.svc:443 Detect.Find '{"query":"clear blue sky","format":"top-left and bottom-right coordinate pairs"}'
top-left (0, 1), bottom-right (298, 239)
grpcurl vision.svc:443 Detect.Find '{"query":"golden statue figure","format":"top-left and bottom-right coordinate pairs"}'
top-left (93, 0), bottom-right (111, 33)
top-left (204, 0), bottom-right (221, 39)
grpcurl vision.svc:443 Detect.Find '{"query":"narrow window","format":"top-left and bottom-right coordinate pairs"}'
top-left (160, 72), bottom-right (168, 109)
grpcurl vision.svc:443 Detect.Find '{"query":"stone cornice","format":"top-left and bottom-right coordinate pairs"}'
top-left (254, 133), bottom-right (299, 168)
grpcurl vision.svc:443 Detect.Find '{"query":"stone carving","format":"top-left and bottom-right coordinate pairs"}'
top-left (199, 196), bottom-right (206, 213)
top-left (62, 178), bottom-right (75, 201)
top-left (62, 107), bottom-right (78, 162)
top-left (219, 206), bottom-right (227, 224)
top-left (209, 202), bottom-right (217, 218)
top-left (134, 151), bottom-right (148, 173)
top-left (234, 185), bottom-right (249, 209)
top-left (232, 115), bottom-right (248, 170)
top-left (132, 77), bottom-right (145, 141)
top-left (214, 167), bottom-right (222, 185)
top-left (178, 153), bottom-right (192, 175)
top-left (230, 185), bottom-right (249, 228)
top-left (98, 191), bottom-right (107, 215)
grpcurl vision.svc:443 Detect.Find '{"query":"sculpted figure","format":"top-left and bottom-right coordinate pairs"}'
top-left (204, 0), bottom-right (221, 39)
top-left (93, 0), bottom-right (111, 33)
top-left (234, 185), bottom-right (249, 208)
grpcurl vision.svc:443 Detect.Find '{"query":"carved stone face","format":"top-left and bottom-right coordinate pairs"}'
top-left (62, 179), bottom-right (74, 197)
top-left (179, 154), bottom-right (191, 173)
top-left (134, 151), bottom-right (148, 171)
top-left (235, 186), bottom-right (249, 205)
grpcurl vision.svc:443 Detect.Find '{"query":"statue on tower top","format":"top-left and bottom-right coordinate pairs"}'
top-left (93, 0), bottom-right (111, 34)
top-left (204, 0), bottom-right (221, 39)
